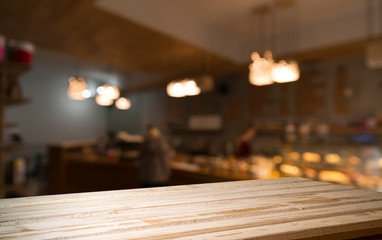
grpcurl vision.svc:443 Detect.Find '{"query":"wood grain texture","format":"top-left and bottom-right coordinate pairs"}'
top-left (1, 177), bottom-right (382, 239)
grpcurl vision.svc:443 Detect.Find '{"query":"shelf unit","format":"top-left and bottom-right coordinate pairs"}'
top-left (0, 61), bottom-right (30, 198)
top-left (168, 126), bottom-right (222, 134)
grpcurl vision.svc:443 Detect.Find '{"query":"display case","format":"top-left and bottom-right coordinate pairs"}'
top-left (276, 143), bottom-right (382, 191)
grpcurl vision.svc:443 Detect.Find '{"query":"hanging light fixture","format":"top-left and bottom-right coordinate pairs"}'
top-left (183, 79), bottom-right (201, 96)
top-left (95, 84), bottom-right (121, 106)
top-left (271, 0), bottom-right (300, 83)
top-left (97, 84), bottom-right (120, 99)
top-left (248, 0), bottom-right (300, 86)
top-left (166, 78), bottom-right (201, 98)
top-left (249, 51), bottom-right (274, 86)
top-left (67, 69), bottom-right (130, 108)
top-left (271, 60), bottom-right (299, 83)
top-left (81, 89), bottom-right (92, 99)
top-left (167, 81), bottom-right (185, 98)
top-left (115, 97), bottom-right (131, 110)
top-left (95, 94), bottom-right (113, 106)
top-left (67, 76), bottom-right (89, 100)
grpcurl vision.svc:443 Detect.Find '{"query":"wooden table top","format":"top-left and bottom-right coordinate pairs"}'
top-left (1, 177), bottom-right (382, 239)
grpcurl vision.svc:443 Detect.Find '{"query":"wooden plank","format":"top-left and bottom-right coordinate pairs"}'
top-left (1, 178), bottom-right (382, 239)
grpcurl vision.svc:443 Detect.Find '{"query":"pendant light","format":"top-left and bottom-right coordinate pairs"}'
top-left (95, 94), bottom-right (113, 106)
top-left (249, 51), bottom-right (274, 86)
top-left (166, 79), bottom-right (201, 98)
top-left (67, 76), bottom-right (89, 100)
top-left (115, 97), bottom-right (131, 110)
top-left (248, 0), bottom-right (300, 86)
top-left (271, 0), bottom-right (300, 83)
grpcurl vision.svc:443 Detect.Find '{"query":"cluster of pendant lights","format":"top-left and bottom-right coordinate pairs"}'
top-left (249, 50), bottom-right (300, 86)
top-left (166, 78), bottom-right (201, 98)
top-left (67, 76), bottom-right (131, 110)
top-left (248, 0), bottom-right (300, 86)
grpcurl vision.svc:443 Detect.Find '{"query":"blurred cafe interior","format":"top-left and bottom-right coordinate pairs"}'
top-left (0, 0), bottom-right (382, 198)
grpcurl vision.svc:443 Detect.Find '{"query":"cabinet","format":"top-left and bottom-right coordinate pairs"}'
top-left (0, 61), bottom-right (30, 198)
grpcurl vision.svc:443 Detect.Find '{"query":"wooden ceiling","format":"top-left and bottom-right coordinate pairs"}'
top-left (0, 0), bottom-right (374, 87)
top-left (0, 0), bottom-right (244, 79)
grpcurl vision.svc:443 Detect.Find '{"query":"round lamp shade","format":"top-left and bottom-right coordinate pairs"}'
top-left (115, 97), bottom-right (131, 110)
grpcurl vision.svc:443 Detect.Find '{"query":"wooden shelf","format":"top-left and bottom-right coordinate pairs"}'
top-left (1, 143), bottom-right (25, 152)
top-left (256, 126), bottom-right (382, 137)
top-left (2, 98), bottom-right (30, 107)
top-left (0, 60), bottom-right (31, 197)
top-left (0, 61), bottom-right (30, 74)
top-left (168, 126), bottom-right (222, 134)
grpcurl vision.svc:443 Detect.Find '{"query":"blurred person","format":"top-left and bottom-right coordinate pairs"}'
top-left (139, 125), bottom-right (173, 188)
top-left (235, 126), bottom-right (256, 159)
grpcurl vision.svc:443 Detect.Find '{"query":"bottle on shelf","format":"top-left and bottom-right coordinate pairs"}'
top-left (0, 35), bottom-right (5, 62)
top-left (285, 120), bottom-right (297, 143)
top-left (13, 157), bottom-right (26, 185)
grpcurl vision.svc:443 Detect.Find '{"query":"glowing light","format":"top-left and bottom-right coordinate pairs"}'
top-left (167, 79), bottom-right (201, 98)
top-left (81, 89), bottom-right (91, 98)
top-left (280, 164), bottom-right (301, 176)
top-left (105, 85), bottom-right (120, 99)
top-left (304, 168), bottom-right (317, 179)
top-left (115, 97), bottom-right (131, 110)
top-left (167, 81), bottom-right (185, 97)
top-left (288, 151), bottom-right (300, 161)
top-left (325, 153), bottom-right (341, 164)
top-left (349, 156), bottom-right (360, 165)
top-left (273, 155), bottom-right (283, 164)
top-left (248, 51), bottom-right (274, 86)
top-left (271, 60), bottom-right (300, 83)
top-left (67, 76), bottom-right (88, 100)
top-left (302, 152), bottom-right (321, 163)
top-left (183, 80), bottom-right (201, 96)
top-left (95, 94), bottom-right (113, 106)
top-left (319, 171), bottom-right (348, 184)
top-left (97, 85), bottom-right (106, 95)
top-left (97, 84), bottom-right (120, 99)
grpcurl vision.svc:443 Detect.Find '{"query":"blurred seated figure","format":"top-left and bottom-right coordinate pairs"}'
top-left (139, 125), bottom-right (174, 188)
top-left (235, 126), bottom-right (256, 159)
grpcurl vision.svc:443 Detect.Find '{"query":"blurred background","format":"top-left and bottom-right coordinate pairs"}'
top-left (0, 0), bottom-right (382, 197)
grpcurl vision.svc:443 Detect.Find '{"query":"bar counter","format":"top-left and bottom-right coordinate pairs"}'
top-left (48, 144), bottom-right (257, 194)
top-left (2, 177), bottom-right (382, 239)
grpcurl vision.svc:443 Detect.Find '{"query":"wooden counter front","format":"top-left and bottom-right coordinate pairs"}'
top-left (2, 177), bottom-right (382, 239)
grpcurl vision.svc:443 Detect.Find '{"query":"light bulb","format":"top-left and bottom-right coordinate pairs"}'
top-left (248, 51), bottom-right (274, 86)
top-left (167, 81), bottom-right (185, 97)
top-left (95, 94), bottom-right (113, 106)
top-left (183, 79), bottom-right (200, 96)
top-left (97, 85), bottom-right (106, 95)
top-left (81, 89), bottom-right (91, 98)
top-left (272, 60), bottom-right (300, 83)
top-left (115, 97), bottom-right (131, 110)
top-left (68, 76), bottom-right (88, 100)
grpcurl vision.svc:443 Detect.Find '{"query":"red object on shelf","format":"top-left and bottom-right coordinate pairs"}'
top-left (15, 41), bottom-right (34, 65)
top-left (0, 35), bottom-right (5, 61)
